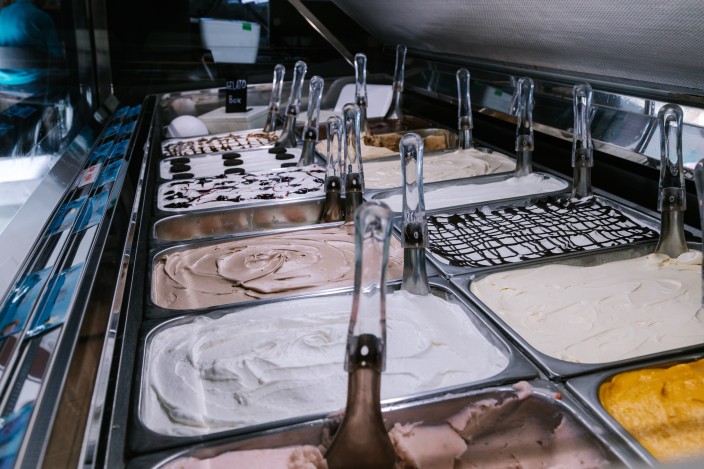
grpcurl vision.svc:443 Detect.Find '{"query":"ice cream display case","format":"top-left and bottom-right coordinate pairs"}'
top-left (4, 0), bottom-right (704, 468)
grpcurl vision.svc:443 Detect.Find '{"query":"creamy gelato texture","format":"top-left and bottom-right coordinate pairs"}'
top-left (378, 173), bottom-right (567, 211)
top-left (143, 291), bottom-right (509, 436)
top-left (160, 148), bottom-right (303, 180)
top-left (364, 148), bottom-right (516, 190)
top-left (471, 251), bottom-right (704, 363)
top-left (153, 226), bottom-right (404, 310)
top-left (163, 446), bottom-right (328, 469)
top-left (159, 382), bottom-right (611, 468)
top-left (157, 166), bottom-right (325, 212)
top-left (162, 130), bottom-right (279, 157)
top-left (599, 358), bottom-right (704, 462)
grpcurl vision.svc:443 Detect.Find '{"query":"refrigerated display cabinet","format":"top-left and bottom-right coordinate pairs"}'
top-left (1, 1), bottom-right (704, 468)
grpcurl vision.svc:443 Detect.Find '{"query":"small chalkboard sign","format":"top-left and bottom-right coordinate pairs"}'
top-left (225, 79), bottom-right (248, 113)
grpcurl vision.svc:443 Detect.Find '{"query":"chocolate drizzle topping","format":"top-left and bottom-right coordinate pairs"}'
top-left (162, 132), bottom-right (279, 157)
top-left (427, 197), bottom-right (659, 267)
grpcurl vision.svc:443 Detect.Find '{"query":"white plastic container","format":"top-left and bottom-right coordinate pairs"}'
top-left (199, 18), bottom-right (260, 64)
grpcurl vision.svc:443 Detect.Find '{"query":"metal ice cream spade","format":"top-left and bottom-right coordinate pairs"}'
top-left (343, 103), bottom-right (364, 223)
top-left (456, 68), bottom-right (474, 150)
top-left (263, 64), bottom-right (285, 132)
top-left (383, 45), bottom-right (407, 121)
top-left (321, 115), bottom-right (345, 222)
top-left (571, 83), bottom-right (594, 199)
top-left (355, 52), bottom-right (371, 135)
top-left (325, 201), bottom-right (396, 469)
top-left (299, 76), bottom-right (325, 166)
top-left (511, 76), bottom-right (535, 177)
top-left (654, 104), bottom-right (688, 258)
top-left (694, 159), bottom-right (704, 308)
top-left (276, 60), bottom-right (307, 148)
top-left (400, 133), bottom-right (431, 295)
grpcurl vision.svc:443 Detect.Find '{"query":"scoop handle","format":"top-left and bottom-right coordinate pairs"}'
top-left (321, 115), bottom-right (344, 222)
top-left (384, 45), bottom-right (407, 120)
top-left (694, 159), bottom-right (704, 308)
top-left (347, 201), bottom-right (392, 371)
top-left (456, 68), bottom-right (474, 149)
top-left (343, 103), bottom-right (364, 222)
top-left (277, 60), bottom-right (308, 148)
top-left (400, 133), bottom-right (430, 295)
top-left (263, 64), bottom-right (285, 132)
top-left (299, 76), bottom-right (325, 166)
top-left (355, 53), bottom-right (371, 134)
top-left (571, 83), bottom-right (594, 199)
top-left (654, 104), bottom-right (688, 258)
top-left (511, 77), bottom-right (535, 177)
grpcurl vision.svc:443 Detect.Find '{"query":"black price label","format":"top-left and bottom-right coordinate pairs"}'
top-left (225, 79), bottom-right (248, 113)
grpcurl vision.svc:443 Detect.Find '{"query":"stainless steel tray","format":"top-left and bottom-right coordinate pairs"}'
top-left (127, 379), bottom-right (641, 468)
top-left (152, 196), bottom-right (329, 244)
top-left (369, 170), bottom-right (568, 214)
top-left (425, 192), bottom-right (662, 278)
top-left (451, 241), bottom-right (704, 380)
top-left (158, 148), bottom-right (306, 181)
top-left (147, 221), bottom-right (353, 318)
top-left (127, 278), bottom-right (538, 455)
top-left (566, 352), bottom-right (704, 467)
top-left (160, 129), bottom-right (279, 158)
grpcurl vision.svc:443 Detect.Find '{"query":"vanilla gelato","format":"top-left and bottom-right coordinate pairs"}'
top-left (157, 166), bottom-right (325, 212)
top-left (162, 130), bottom-right (279, 157)
top-left (143, 291), bottom-right (509, 436)
top-left (428, 196), bottom-right (658, 268)
top-left (365, 148), bottom-right (516, 190)
top-left (471, 251), bottom-right (704, 363)
top-left (160, 148), bottom-right (303, 180)
top-left (152, 226), bottom-right (404, 310)
top-left (378, 173), bottom-right (567, 212)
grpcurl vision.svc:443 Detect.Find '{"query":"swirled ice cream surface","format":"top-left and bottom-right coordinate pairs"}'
top-left (152, 226), bottom-right (404, 310)
top-left (378, 173), bottom-right (567, 212)
top-left (470, 251), bottom-right (704, 363)
top-left (143, 291), bottom-right (509, 436)
top-left (364, 148), bottom-right (516, 190)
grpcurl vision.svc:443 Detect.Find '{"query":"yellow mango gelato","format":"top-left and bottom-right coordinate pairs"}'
top-left (599, 358), bottom-right (704, 461)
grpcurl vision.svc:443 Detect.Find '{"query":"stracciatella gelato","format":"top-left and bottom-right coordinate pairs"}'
top-left (142, 291), bottom-right (509, 436)
top-left (162, 130), bottom-right (279, 157)
top-left (364, 148), bottom-right (516, 190)
top-left (428, 196), bottom-right (658, 268)
top-left (599, 358), bottom-right (704, 462)
top-left (471, 251), bottom-right (704, 363)
top-left (377, 173), bottom-right (567, 212)
top-left (152, 225), bottom-right (404, 310)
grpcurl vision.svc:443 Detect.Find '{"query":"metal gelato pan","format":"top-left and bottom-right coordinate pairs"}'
top-left (425, 192), bottom-right (662, 278)
top-left (152, 196), bottom-right (328, 244)
top-left (128, 279), bottom-right (539, 455)
top-left (567, 352), bottom-right (704, 466)
top-left (128, 379), bottom-right (640, 468)
top-left (451, 241), bottom-right (704, 380)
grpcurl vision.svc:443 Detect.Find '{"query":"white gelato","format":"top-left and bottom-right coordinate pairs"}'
top-left (160, 148), bottom-right (303, 180)
top-left (364, 148), bottom-right (516, 190)
top-left (378, 173), bottom-right (568, 212)
top-left (143, 291), bottom-right (509, 436)
top-left (470, 250), bottom-right (704, 363)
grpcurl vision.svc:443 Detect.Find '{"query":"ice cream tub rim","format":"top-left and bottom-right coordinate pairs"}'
top-left (566, 351), bottom-right (704, 467)
top-left (127, 378), bottom-right (640, 469)
top-left (450, 240), bottom-right (704, 381)
top-left (128, 278), bottom-right (539, 455)
top-left (150, 196), bottom-right (331, 245)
